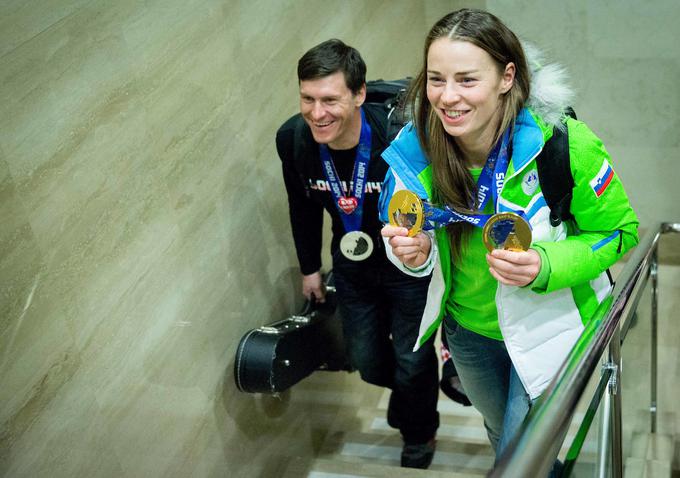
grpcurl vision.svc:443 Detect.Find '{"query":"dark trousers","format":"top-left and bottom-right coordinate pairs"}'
top-left (333, 254), bottom-right (439, 444)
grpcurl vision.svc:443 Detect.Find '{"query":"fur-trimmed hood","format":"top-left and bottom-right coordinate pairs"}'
top-left (524, 42), bottom-right (574, 130)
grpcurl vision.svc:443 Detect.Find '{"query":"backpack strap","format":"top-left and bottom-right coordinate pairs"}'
top-left (536, 111), bottom-right (576, 227)
top-left (534, 110), bottom-right (614, 286)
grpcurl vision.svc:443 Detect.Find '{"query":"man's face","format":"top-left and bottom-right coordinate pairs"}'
top-left (299, 71), bottom-right (365, 149)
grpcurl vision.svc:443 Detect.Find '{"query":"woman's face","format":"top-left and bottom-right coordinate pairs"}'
top-left (426, 38), bottom-right (514, 155)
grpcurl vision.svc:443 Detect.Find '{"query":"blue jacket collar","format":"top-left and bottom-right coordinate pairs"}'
top-left (509, 108), bottom-right (544, 177)
top-left (381, 123), bottom-right (430, 198)
top-left (382, 108), bottom-right (545, 189)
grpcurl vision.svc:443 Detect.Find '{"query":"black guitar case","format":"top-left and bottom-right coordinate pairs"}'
top-left (234, 272), bottom-right (349, 394)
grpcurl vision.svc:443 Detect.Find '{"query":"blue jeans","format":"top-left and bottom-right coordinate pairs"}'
top-left (443, 317), bottom-right (531, 459)
top-left (333, 254), bottom-right (439, 444)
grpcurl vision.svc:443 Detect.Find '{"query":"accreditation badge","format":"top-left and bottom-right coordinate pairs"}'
top-left (388, 190), bottom-right (425, 237)
top-left (340, 230), bottom-right (374, 261)
top-left (482, 212), bottom-right (532, 252)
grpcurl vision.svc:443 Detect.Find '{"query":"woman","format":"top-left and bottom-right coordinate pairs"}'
top-left (379, 9), bottom-right (639, 461)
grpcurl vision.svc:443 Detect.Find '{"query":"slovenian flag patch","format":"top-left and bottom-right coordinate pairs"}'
top-left (590, 159), bottom-right (614, 197)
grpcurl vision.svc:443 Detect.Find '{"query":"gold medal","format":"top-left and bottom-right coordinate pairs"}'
top-left (388, 190), bottom-right (424, 237)
top-left (482, 212), bottom-right (532, 252)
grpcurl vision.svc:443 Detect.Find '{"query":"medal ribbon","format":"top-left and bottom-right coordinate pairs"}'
top-left (422, 128), bottom-right (528, 230)
top-left (319, 107), bottom-right (371, 233)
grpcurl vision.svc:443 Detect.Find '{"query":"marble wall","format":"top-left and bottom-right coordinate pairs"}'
top-left (2, 1), bottom-right (678, 477)
top-left (488, 0), bottom-right (680, 229)
top-left (0, 1), bottom-right (458, 477)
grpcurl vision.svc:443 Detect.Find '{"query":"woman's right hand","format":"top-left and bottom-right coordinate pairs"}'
top-left (381, 225), bottom-right (432, 269)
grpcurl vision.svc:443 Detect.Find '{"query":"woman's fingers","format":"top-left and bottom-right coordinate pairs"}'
top-left (489, 248), bottom-right (535, 264)
top-left (486, 249), bottom-right (541, 286)
top-left (382, 225), bottom-right (431, 269)
top-left (381, 224), bottom-right (409, 238)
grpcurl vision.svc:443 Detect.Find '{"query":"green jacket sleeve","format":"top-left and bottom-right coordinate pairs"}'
top-left (533, 119), bottom-right (639, 292)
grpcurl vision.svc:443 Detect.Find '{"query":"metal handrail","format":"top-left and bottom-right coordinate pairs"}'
top-left (490, 222), bottom-right (674, 477)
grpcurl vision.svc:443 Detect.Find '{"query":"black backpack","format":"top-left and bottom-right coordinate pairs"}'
top-left (365, 78), bottom-right (412, 141)
top-left (536, 107), bottom-right (577, 227)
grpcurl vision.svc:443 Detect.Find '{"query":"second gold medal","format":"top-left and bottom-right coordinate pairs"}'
top-left (482, 212), bottom-right (532, 252)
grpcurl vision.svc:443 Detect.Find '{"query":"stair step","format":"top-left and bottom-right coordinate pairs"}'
top-left (629, 432), bottom-right (674, 461)
top-left (318, 430), bottom-right (493, 475)
top-left (645, 433), bottom-right (674, 461)
top-left (624, 457), bottom-right (672, 478)
top-left (628, 410), bottom-right (676, 437)
top-left (283, 456), bottom-right (485, 478)
top-left (364, 417), bottom-right (488, 445)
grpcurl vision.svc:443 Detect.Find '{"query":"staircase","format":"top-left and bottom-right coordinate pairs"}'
top-left (278, 369), bottom-right (676, 477)
top-left (280, 370), bottom-right (490, 477)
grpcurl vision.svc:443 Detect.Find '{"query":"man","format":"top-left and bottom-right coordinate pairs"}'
top-left (276, 39), bottom-right (439, 469)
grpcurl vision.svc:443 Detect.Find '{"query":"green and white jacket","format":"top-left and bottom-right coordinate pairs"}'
top-left (378, 108), bottom-right (639, 399)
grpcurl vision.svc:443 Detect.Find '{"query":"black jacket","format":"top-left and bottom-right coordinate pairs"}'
top-left (276, 104), bottom-right (390, 274)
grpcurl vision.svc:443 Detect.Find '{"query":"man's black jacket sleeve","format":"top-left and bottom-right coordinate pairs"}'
top-left (276, 119), bottom-right (324, 275)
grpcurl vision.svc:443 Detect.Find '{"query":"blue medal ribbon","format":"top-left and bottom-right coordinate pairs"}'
top-left (319, 108), bottom-right (371, 233)
top-left (422, 128), bottom-right (528, 230)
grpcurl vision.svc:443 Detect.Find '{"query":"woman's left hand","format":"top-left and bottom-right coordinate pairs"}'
top-left (486, 248), bottom-right (541, 287)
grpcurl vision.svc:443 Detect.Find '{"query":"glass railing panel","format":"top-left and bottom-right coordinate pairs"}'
top-left (558, 348), bottom-right (609, 477)
top-left (558, 269), bottom-right (653, 477)
top-left (621, 270), bottom-right (654, 466)
top-left (490, 225), bottom-right (663, 477)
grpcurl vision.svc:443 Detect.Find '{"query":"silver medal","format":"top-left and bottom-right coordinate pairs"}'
top-left (339, 231), bottom-right (373, 261)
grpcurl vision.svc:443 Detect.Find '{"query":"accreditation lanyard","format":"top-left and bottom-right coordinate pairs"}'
top-left (423, 128), bottom-right (523, 230)
top-left (319, 108), bottom-right (372, 233)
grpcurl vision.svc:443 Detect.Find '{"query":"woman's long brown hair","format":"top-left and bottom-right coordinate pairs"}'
top-left (408, 9), bottom-right (530, 260)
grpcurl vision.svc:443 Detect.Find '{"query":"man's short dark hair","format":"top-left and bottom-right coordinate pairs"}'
top-left (297, 39), bottom-right (367, 94)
